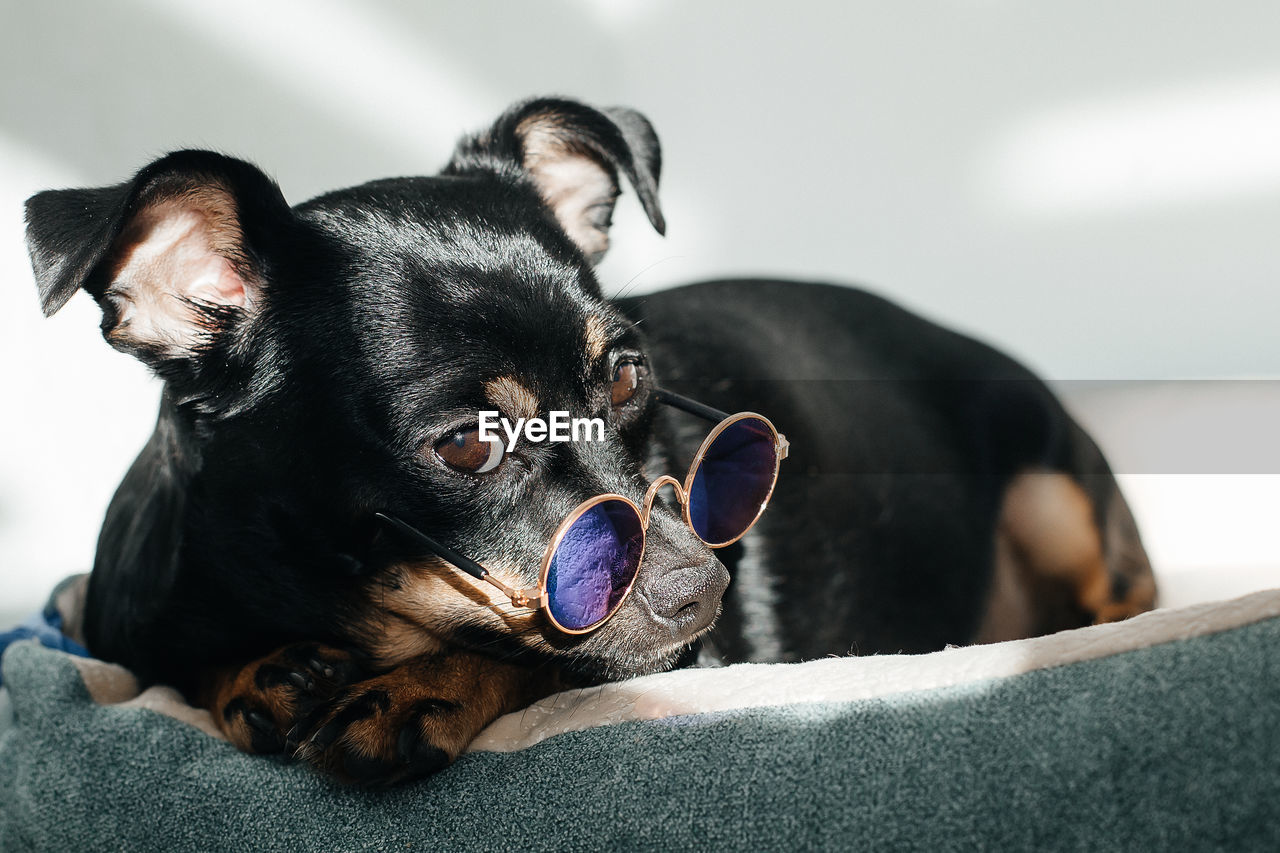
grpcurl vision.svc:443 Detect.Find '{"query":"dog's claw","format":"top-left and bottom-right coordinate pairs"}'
top-left (287, 670), bottom-right (314, 692)
top-left (244, 709), bottom-right (275, 734)
top-left (306, 720), bottom-right (343, 752)
top-left (283, 724), bottom-right (304, 754)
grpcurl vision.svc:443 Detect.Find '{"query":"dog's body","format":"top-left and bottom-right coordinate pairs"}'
top-left (26, 98), bottom-right (1153, 784)
top-left (624, 279), bottom-right (1153, 663)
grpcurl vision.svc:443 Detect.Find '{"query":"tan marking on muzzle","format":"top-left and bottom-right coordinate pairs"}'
top-left (363, 558), bottom-right (554, 668)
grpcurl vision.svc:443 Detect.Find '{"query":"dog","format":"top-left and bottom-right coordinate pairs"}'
top-left (25, 96), bottom-right (1155, 785)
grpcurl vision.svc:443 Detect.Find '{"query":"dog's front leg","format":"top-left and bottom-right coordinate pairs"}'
top-left (204, 642), bottom-right (368, 756)
top-left (204, 644), bottom-right (554, 785)
top-left (291, 650), bottom-right (555, 785)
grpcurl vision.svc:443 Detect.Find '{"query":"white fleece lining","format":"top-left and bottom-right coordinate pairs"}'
top-left (469, 587), bottom-right (1280, 752)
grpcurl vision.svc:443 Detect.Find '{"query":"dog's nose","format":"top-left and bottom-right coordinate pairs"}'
top-left (643, 559), bottom-right (730, 632)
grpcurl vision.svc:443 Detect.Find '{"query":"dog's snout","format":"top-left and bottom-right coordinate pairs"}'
top-left (643, 560), bottom-right (729, 631)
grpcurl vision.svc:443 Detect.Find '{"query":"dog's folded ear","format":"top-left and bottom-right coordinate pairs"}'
top-left (445, 97), bottom-right (665, 264)
top-left (25, 150), bottom-right (291, 365)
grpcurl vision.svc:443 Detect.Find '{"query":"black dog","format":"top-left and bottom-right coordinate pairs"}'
top-left (25, 97), bottom-right (1154, 785)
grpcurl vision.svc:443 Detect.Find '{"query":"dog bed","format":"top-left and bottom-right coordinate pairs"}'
top-left (2, 583), bottom-right (1278, 852)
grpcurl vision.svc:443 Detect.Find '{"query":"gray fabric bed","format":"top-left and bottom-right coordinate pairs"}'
top-left (2, 588), bottom-right (1278, 851)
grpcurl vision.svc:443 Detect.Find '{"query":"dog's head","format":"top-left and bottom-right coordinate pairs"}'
top-left (27, 98), bottom-right (728, 682)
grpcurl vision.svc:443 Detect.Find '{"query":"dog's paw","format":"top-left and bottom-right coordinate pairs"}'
top-left (292, 652), bottom-right (535, 786)
top-left (211, 643), bottom-right (365, 755)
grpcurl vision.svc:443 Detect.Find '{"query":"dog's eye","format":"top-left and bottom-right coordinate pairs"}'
top-left (611, 360), bottom-right (642, 406)
top-left (434, 427), bottom-right (504, 474)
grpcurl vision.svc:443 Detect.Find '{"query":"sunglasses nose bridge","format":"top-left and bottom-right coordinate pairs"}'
top-left (641, 475), bottom-right (687, 528)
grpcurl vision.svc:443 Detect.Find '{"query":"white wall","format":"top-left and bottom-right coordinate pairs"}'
top-left (3, 1), bottom-right (1278, 614)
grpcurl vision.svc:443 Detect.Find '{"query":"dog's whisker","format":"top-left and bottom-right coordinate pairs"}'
top-left (611, 255), bottom-right (686, 301)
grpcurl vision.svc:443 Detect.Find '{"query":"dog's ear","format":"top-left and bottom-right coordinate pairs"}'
top-left (445, 97), bottom-right (665, 264)
top-left (26, 150), bottom-right (291, 365)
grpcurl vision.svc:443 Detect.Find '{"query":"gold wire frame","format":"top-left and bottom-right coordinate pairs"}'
top-left (679, 411), bottom-right (786, 547)
top-left (477, 412), bottom-right (789, 635)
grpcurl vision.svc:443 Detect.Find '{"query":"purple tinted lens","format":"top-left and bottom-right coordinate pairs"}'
top-left (688, 417), bottom-right (778, 545)
top-left (546, 499), bottom-right (644, 631)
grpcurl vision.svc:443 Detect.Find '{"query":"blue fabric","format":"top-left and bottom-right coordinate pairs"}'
top-left (0, 599), bottom-right (89, 687)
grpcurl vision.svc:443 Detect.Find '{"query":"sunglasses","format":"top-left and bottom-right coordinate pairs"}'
top-left (376, 389), bottom-right (788, 635)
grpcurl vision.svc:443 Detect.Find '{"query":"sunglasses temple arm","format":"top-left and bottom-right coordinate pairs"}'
top-left (654, 388), bottom-right (731, 424)
top-left (374, 511), bottom-right (505, 586)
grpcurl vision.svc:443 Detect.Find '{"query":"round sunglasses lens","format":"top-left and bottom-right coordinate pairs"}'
top-left (545, 499), bottom-right (644, 631)
top-left (688, 417), bottom-right (778, 546)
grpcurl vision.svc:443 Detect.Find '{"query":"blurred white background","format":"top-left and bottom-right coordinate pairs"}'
top-left (2, 1), bottom-right (1277, 618)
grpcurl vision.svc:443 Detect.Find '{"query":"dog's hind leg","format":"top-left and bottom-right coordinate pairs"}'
top-left (976, 470), bottom-right (1157, 643)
